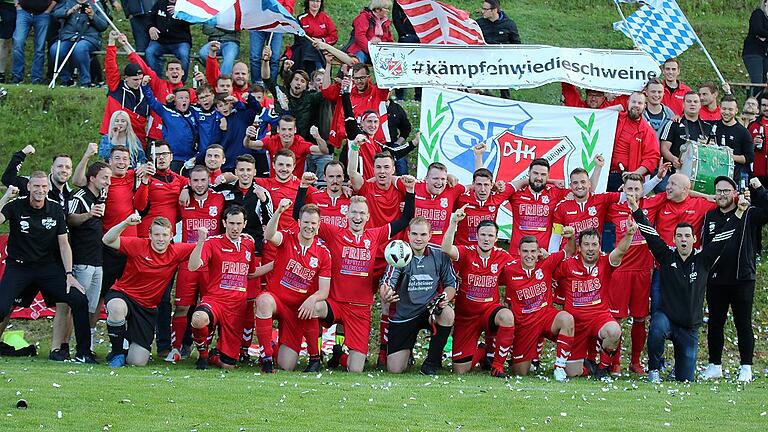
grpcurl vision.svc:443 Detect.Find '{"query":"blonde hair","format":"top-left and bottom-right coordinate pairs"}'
top-left (108, 110), bottom-right (143, 165)
top-left (369, 0), bottom-right (392, 10)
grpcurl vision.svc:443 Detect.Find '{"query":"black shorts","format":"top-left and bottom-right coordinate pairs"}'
top-left (1, 261), bottom-right (68, 313)
top-left (101, 246), bottom-right (127, 296)
top-left (105, 290), bottom-right (157, 351)
top-left (0, 4), bottom-right (16, 40)
top-left (387, 310), bottom-right (433, 354)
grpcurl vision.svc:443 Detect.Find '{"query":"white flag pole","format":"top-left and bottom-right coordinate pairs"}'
top-left (92, 1), bottom-right (136, 53)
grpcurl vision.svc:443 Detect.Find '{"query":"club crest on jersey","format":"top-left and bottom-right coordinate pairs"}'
top-left (364, 239), bottom-right (371, 249)
top-left (642, 209), bottom-right (649, 215)
top-left (42, 217), bottom-right (56, 230)
top-left (709, 222), bottom-right (716, 234)
top-left (591, 267), bottom-right (599, 277)
top-left (588, 206), bottom-right (597, 216)
top-left (541, 195), bottom-right (550, 204)
top-left (309, 257), bottom-right (318, 268)
top-left (340, 205), bottom-right (349, 215)
top-left (535, 269), bottom-right (544, 280)
top-left (489, 206), bottom-right (496, 212)
top-left (209, 206), bottom-right (218, 216)
top-left (440, 198), bottom-right (448, 208)
top-left (490, 263), bottom-right (498, 274)
top-left (245, 251), bottom-right (251, 261)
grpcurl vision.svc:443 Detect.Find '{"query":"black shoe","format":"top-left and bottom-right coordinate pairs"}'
top-left (239, 351), bottom-right (251, 364)
top-left (327, 345), bottom-right (343, 369)
top-left (594, 366), bottom-right (610, 380)
top-left (48, 349), bottom-right (68, 362)
top-left (531, 359), bottom-right (542, 374)
top-left (261, 358), bottom-right (274, 374)
top-left (60, 343), bottom-right (71, 360)
top-left (196, 356), bottom-right (209, 370)
top-left (490, 367), bottom-right (508, 379)
top-left (420, 362), bottom-right (442, 376)
top-left (73, 354), bottom-right (99, 364)
top-left (303, 359), bottom-right (322, 373)
top-left (584, 359), bottom-right (598, 377)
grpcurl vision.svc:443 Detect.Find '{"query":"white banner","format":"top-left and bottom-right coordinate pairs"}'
top-left (418, 88), bottom-right (618, 237)
top-left (370, 43), bottom-right (660, 94)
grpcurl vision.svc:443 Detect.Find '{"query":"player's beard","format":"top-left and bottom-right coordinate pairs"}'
top-left (529, 180), bottom-right (545, 193)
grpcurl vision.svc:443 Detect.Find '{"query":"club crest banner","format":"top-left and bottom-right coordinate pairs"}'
top-left (370, 43), bottom-right (659, 94)
top-left (418, 88), bottom-right (618, 237)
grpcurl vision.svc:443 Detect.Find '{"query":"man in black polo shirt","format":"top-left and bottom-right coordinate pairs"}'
top-left (0, 172), bottom-right (94, 363)
top-left (712, 96), bottom-right (754, 184)
top-left (660, 91), bottom-right (713, 173)
top-left (67, 161), bottom-right (112, 354)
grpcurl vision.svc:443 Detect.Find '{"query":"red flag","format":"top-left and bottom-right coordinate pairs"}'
top-left (398, 0), bottom-right (485, 45)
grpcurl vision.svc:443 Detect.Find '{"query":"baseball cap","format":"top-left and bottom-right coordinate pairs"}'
top-left (123, 63), bottom-right (144, 77)
top-left (713, 175), bottom-right (737, 190)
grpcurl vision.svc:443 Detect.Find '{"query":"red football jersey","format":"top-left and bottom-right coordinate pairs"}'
top-left (414, 182), bottom-right (465, 245)
top-left (555, 254), bottom-right (617, 319)
top-left (650, 193), bottom-right (716, 247)
top-left (261, 134), bottom-right (315, 178)
top-left (179, 192), bottom-right (225, 243)
top-left (199, 234), bottom-right (257, 307)
top-left (509, 184), bottom-right (570, 251)
top-left (317, 223), bottom-right (391, 305)
top-left (501, 250), bottom-right (565, 326)
top-left (453, 246), bottom-right (511, 314)
top-left (552, 192), bottom-right (621, 248)
top-left (357, 179), bottom-right (405, 227)
top-left (256, 177), bottom-right (312, 232)
top-left (606, 202), bottom-right (653, 271)
top-left (454, 188), bottom-right (516, 246)
top-left (134, 171), bottom-right (188, 237)
top-left (267, 230), bottom-right (332, 301)
top-left (350, 137), bottom-right (384, 180)
top-left (113, 238), bottom-right (196, 308)
top-left (103, 170), bottom-right (137, 236)
top-left (306, 189), bottom-right (350, 229)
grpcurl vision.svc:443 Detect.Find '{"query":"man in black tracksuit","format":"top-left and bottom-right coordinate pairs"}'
top-left (700, 176), bottom-right (768, 382)
top-left (628, 192), bottom-right (745, 383)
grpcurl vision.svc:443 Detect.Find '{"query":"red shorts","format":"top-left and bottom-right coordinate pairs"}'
top-left (553, 280), bottom-right (565, 306)
top-left (199, 299), bottom-right (246, 360)
top-left (174, 263), bottom-right (205, 306)
top-left (323, 298), bottom-right (372, 355)
top-left (512, 307), bottom-right (560, 363)
top-left (262, 291), bottom-right (317, 354)
top-left (607, 269), bottom-right (651, 319)
top-left (246, 256), bottom-right (263, 299)
top-left (452, 302), bottom-right (504, 362)
top-left (572, 311), bottom-right (616, 361)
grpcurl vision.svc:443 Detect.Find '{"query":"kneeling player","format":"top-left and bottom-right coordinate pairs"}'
top-left (555, 225), bottom-right (635, 379)
top-left (442, 209), bottom-right (516, 378)
top-left (255, 201), bottom-right (331, 373)
top-left (103, 215), bottom-right (196, 367)
top-left (381, 217), bottom-right (457, 375)
top-left (188, 206), bottom-right (258, 369)
top-left (501, 233), bottom-right (578, 381)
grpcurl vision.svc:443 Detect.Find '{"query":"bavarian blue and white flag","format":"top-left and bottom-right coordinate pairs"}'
top-left (612, 0), bottom-right (697, 64)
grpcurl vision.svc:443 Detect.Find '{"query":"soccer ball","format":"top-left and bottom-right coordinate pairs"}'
top-left (384, 240), bottom-right (413, 268)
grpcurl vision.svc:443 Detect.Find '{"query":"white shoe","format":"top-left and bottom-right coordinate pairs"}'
top-left (648, 369), bottom-right (661, 384)
top-left (700, 363), bottom-right (723, 380)
top-left (164, 348), bottom-right (181, 363)
top-left (737, 365), bottom-right (753, 383)
top-left (553, 367), bottom-right (568, 383)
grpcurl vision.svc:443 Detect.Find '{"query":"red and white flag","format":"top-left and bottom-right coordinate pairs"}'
top-left (398, 0), bottom-right (485, 45)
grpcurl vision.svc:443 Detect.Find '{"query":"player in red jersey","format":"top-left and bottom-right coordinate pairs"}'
top-left (454, 168), bottom-right (516, 246)
top-left (555, 223), bottom-right (636, 379)
top-left (245, 115), bottom-right (329, 178)
top-left (508, 158), bottom-right (570, 253)
top-left (442, 207), bottom-right (516, 378)
top-left (102, 215), bottom-right (196, 368)
top-left (348, 150), bottom-right (405, 227)
top-left (188, 206), bottom-right (258, 369)
top-left (166, 166), bottom-right (226, 363)
top-left (412, 163), bottom-right (465, 247)
top-left (200, 144), bottom-right (236, 186)
top-left (305, 161), bottom-right (351, 229)
top-left (256, 201), bottom-right (332, 373)
top-left (501, 231), bottom-right (579, 382)
top-left (292, 176), bottom-right (417, 372)
top-left (255, 148), bottom-right (314, 233)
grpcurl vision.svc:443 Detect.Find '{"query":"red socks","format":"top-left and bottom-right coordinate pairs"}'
top-left (379, 315), bottom-right (389, 352)
top-left (491, 325), bottom-right (514, 371)
top-left (192, 326), bottom-right (210, 359)
top-left (555, 334), bottom-right (573, 369)
top-left (303, 319), bottom-right (320, 357)
top-left (241, 300), bottom-right (256, 354)
top-left (631, 320), bottom-right (647, 365)
top-left (171, 315), bottom-right (187, 350)
top-left (255, 317), bottom-right (274, 359)
top-left (613, 338), bottom-right (623, 368)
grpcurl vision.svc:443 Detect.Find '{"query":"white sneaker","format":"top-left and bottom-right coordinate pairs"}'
top-left (553, 367), bottom-right (568, 383)
top-left (648, 369), bottom-right (661, 384)
top-left (737, 365), bottom-right (753, 383)
top-left (700, 363), bottom-right (723, 380)
top-left (164, 348), bottom-right (181, 363)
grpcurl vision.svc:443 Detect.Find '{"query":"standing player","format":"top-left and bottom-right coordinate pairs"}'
top-left (256, 201), bottom-right (332, 373)
top-left (102, 215), bottom-right (196, 367)
top-left (348, 150), bottom-right (405, 227)
top-left (412, 162), bottom-right (465, 246)
top-left (166, 166), bottom-right (226, 363)
top-left (188, 206), bottom-right (258, 370)
top-left (255, 149), bottom-right (311, 232)
top-left (382, 217), bottom-right (457, 375)
top-left (441, 208), bottom-right (516, 378)
top-left (293, 175), bottom-right (417, 372)
top-left (555, 223), bottom-right (635, 379)
top-left (305, 161), bottom-right (351, 228)
top-left (454, 167), bottom-right (516, 246)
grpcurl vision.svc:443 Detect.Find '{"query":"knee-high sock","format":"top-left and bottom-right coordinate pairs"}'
top-left (379, 315), bottom-right (389, 351)
top-left (171, 315), bottom-right (187, 350)
top-left (192, 326), bottom-right (210, 359)
top-left (491, 325), bottom-right (514, 371)
top-left (598, 339), bottom-right (616, 369)
top-left (613, 337), bottom-right (623, 367)
top-left (303, 318), bottom-right (320, 358)
top-left (425, 324), bottom-right (451, 366)
top-left (631, 320), bottom-right (646, 365)
top-left (555, 334), bottom-right (573, 369)
top-left (241, 300), bottom-right (256, 353)
top-left (587, 338), bottom-right (598, 363)
top-left (255, 317), bottom-right (274, 359)
top-left (107, 320), bottom-right (127, 356)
